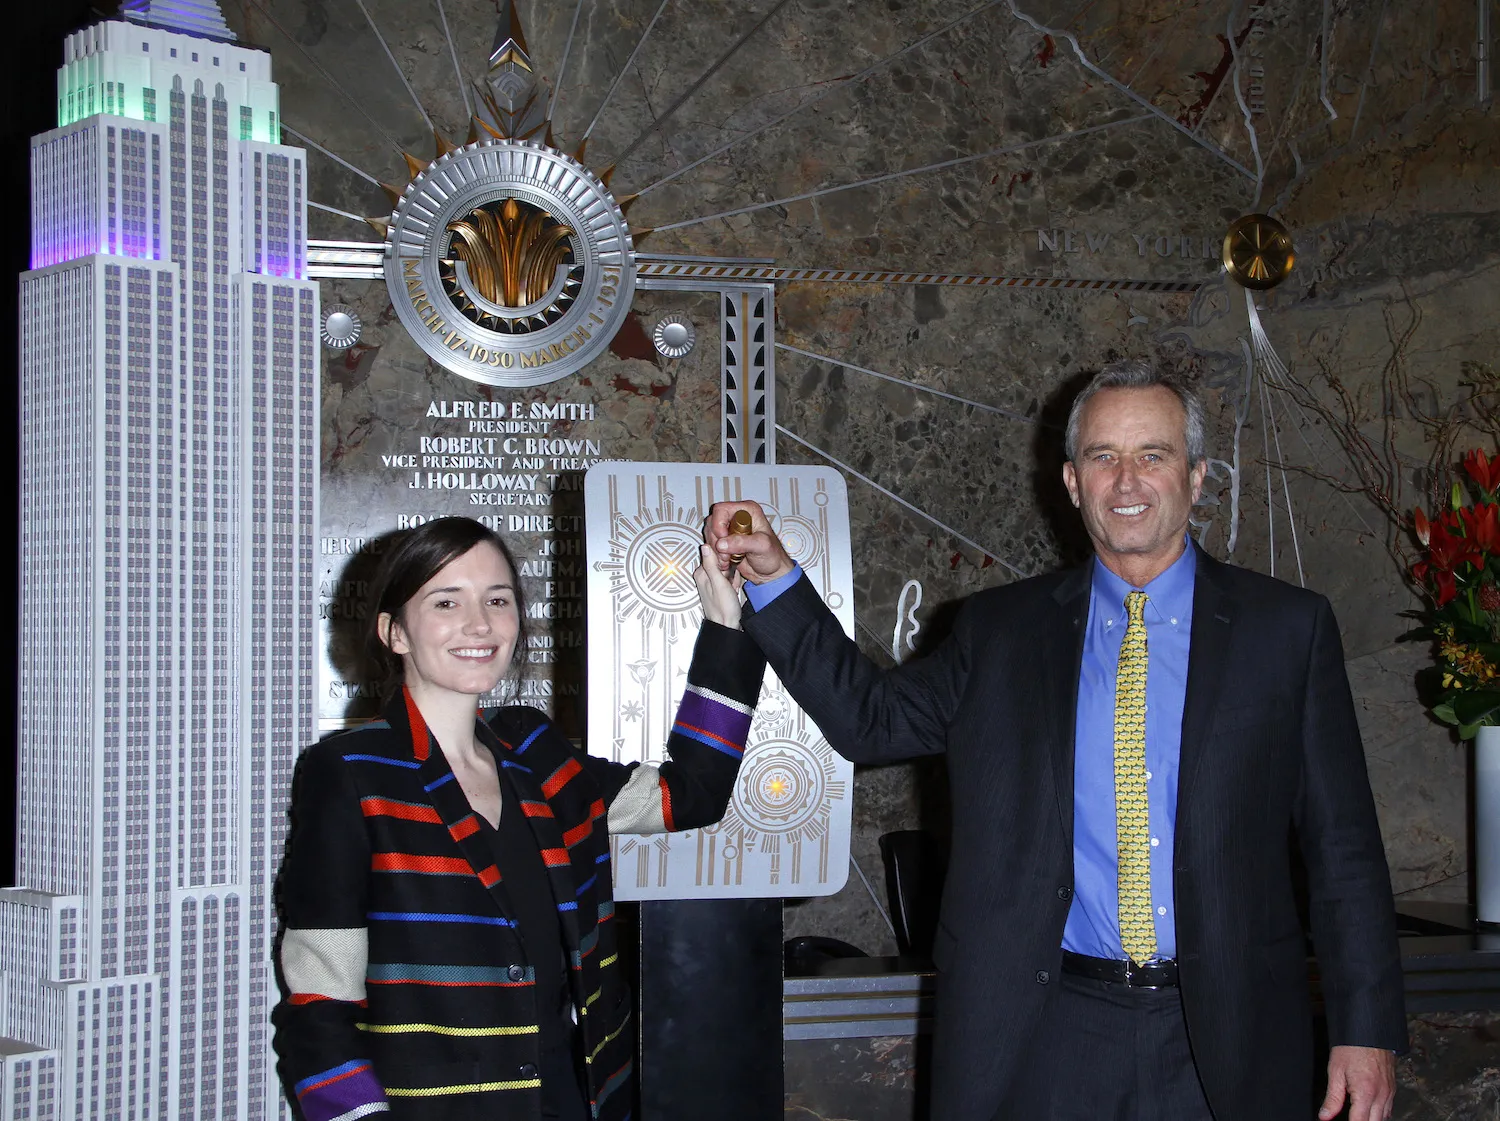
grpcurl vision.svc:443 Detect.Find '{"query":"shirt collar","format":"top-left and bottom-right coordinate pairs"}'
top-left (1090, 537), bottom-right (1197, 620)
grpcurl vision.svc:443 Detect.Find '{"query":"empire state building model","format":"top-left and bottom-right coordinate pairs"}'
top-left (7, 0), bottom-right (318, 1116)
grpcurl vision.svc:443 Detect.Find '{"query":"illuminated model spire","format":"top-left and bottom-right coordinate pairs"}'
top-left (121, 0), bottom-right (237, 42)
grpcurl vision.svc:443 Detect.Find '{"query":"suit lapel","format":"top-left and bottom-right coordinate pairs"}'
top-left (1047, 564), bottom-right (1092, 846)
top-left (1177, 545), bottom-right (1235, 831)
top-left (387, 688), bottom-right (519, 923)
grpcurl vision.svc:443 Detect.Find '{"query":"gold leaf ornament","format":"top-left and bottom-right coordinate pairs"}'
top-left (1221, 213), bottom-right (1295, 290)
top-left (445, 197), bottom-right (575, 308)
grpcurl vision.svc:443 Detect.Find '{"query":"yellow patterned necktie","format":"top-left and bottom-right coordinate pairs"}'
top-left (1115, 590), bottom-right (1157, 964)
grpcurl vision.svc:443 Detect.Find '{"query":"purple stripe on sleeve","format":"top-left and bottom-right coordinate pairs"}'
top-left (296, 1060), bottom-right (388, 1121)
top-left (674, 687), bottom-right (753, 755)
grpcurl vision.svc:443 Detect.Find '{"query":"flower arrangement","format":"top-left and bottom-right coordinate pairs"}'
top-left (1410, 449), bottom-right (1500, 737)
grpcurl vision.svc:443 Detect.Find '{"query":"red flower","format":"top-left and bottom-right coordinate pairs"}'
top-left (1413, 506), bottom-right (1431, 547)
top-left (1433, 569), bottom-right (1459, 606)
top-left (1426, 520), bottom-right (1482, 573)
top-left (1411, 558), bottom-right (1461, 605)
top-left (1463, 449), bottom-right (1500, 494)
top-left (1458, 503), bottom-right (1500, 556)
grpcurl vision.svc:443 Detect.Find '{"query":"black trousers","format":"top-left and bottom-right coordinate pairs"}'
top-left (1001, 971), bottom-right (1216, 1121)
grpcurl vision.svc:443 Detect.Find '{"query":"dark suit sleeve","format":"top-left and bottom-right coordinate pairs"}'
top-left (594, 620), bottom-right (766, 832)
top-left (271, 745), bottom-right (389, 1118)
top-left (742, 572), bottom-right (974, 764)
top-left (1294, 596), bottom-right (1408, 1051)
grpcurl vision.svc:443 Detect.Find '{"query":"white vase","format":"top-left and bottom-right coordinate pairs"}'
top-left (1478, 725), bottom-right (1500, 925)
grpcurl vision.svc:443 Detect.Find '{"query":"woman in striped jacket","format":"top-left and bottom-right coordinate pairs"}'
top-left (272, 516), bottom-right (764, 1121)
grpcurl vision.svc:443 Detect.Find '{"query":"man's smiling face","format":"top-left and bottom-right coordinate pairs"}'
top-left (1062, 385), bottom-right (1206, 585)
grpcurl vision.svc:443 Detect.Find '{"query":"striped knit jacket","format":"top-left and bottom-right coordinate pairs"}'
top-left (272, 622), bottom-right (765, 1121)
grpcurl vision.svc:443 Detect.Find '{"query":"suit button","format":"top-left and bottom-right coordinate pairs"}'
top-left (519, 1063), bottom-right (538, 1079)
top-left (507, 964), bottom-right (525, 982)
top-left (1056, 886), bottom-right (1073, 901)
top-left (1035, 970), bottom-right (1050, 984)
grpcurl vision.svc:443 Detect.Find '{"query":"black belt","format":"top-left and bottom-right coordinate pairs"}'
top-left (1061, 950), bottom-right (1179, 987)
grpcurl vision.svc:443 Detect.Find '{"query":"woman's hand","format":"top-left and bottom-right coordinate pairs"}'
top-left (694, 543), bottom-right (745, 628)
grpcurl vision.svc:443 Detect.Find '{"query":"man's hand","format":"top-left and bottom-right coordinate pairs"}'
top-left (704, 501), bottom-right (796, 585)
top-left (1319, 1045), bottom-right (1396, 1121)
top-left (693, 544), bottom-right (744, 628)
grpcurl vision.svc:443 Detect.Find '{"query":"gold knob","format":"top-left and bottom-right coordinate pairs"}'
top-left (1221, 213), bottom-right (1295, 290)
top-left (728, 509), bottom-right (753, 564)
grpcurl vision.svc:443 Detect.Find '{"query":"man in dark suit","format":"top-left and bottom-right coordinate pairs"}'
top-left (706, 360), bottom-right (1405, 1121)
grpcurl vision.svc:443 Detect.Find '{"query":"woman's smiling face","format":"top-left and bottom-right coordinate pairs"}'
top-left (379, 541), bottom-right (520, 701)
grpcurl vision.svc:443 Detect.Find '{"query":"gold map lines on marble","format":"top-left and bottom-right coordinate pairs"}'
top-left (777, 342), bottom-right (1033, 423)
top-left (650, 113), bottom-right (1157, 233)
top-left (632, 0), bottom-right (1011, 198)
top-left (775, 425), bottom-right (1031, 581)
top-left (1002, 0), bottom-right (1257, 180)
top-left (349, 0), bottom-right (433, 134)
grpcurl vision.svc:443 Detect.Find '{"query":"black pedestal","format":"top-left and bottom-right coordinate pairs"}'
top-left (637, 898), bottom-right (784, 1120)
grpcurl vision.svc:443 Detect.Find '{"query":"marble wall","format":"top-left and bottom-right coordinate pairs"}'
top-left (783, 1013), bottom-right (1500, 1120)
top-left (229, 0), bottom-right (1494, 1091)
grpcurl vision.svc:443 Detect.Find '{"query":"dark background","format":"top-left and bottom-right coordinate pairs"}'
top-left (2, 0), bottom-right (100, 886)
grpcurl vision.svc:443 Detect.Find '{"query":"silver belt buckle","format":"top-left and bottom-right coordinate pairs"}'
top-left (1123, 958), bottom-right (1165, 989)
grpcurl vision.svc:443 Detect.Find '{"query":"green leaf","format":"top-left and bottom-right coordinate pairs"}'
top-left (1451, 620), bottom-right (1491, 644)
top-left (1450, 691), bottom-right (1500, 726)
top-left (1431, 701), bottom-right (1459, 725)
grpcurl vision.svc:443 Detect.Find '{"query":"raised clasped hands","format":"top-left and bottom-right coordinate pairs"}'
top-left (692, 542), bottom-right (745, 629)
top-left (704, 501), bottom-right (797, 585)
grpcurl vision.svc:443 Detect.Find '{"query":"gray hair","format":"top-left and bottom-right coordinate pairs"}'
top-left (1064, 359), bottom-right (1206, 465)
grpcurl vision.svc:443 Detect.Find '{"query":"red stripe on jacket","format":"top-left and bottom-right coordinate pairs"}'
top-left (659, 776), bottom-right (675, 831)
top-left (371, 852), bottom-right (472, 875)
top-left (361, 797), bottom-right (442, 823)
top-left (541, 757), bottom-right (583, 799)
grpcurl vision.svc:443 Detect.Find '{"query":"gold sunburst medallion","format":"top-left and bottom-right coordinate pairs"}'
top-left (382, 139), bottom-right (635, 388)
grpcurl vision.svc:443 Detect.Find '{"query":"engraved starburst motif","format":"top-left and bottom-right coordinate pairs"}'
top-left (592, 492), bottom-right (704, 640)
top-left (707, 731), bottom-right (848, 888)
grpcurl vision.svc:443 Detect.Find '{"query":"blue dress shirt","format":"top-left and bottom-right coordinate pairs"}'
top-left (1063, 542), bottom-right (1196, 961)
top-left (743, 564), bottom-right (804, 612)
top-left (746, 550), bottom-right (1197, 962)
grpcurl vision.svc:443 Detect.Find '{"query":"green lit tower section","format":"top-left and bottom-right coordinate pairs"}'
top-left (56, 3), bottom-right (278, 139)
top-left (8, 2), bottom-right (318, 1118)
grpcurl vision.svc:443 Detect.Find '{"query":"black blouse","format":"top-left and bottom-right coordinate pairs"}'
top-left (477, 773), bottom-right (587, 1118)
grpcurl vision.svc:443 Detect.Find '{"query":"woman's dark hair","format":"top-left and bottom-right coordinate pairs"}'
top-left (367, 516), bottom-right (529, 700)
